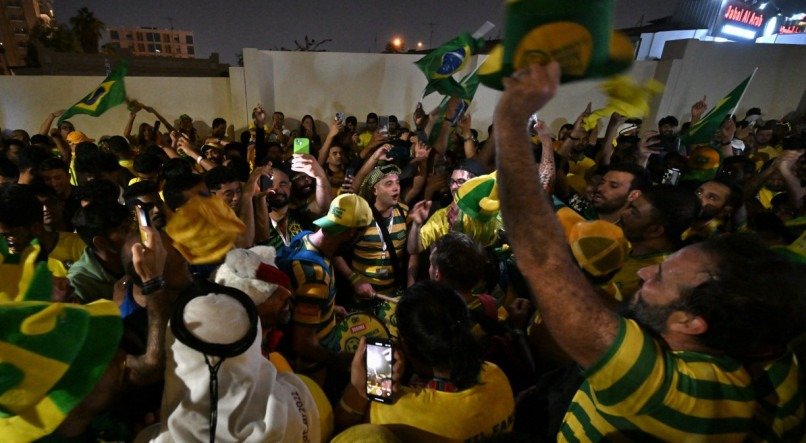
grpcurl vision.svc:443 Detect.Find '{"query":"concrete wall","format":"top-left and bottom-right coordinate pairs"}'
top-left (653, 39), bottom-right (806, 126)
top-left (0, 76), bottom-right (234, 140)
top-left (240, 49), bottom-right (659, 139)
top-left (2, 40), bottom-right (804, 142)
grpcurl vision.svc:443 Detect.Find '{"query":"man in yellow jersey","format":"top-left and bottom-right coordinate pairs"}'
top-left (276, 193), bottom-right (374, 379)
top-left (335, 164), bottom-right (408, 298)
top-left (496, 62), bottom-right (805, 442)
top-left (607, 185), bottom-right (698, 300)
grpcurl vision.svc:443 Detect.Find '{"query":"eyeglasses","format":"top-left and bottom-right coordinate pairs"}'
top-left (450, 179), bottom-right (468, 187)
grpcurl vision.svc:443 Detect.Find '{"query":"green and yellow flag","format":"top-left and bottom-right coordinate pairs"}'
top-left (478, 0), bottom-right (633, 90)
top-left (682, 73), bottom-right (754, 146)
top-left (58, 63), bottom-right (127, 124)
top-left (416, 32), bottom-right (486, 100)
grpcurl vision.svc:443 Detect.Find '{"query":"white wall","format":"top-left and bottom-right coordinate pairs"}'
top-left (2, 40), bottom-right (804, 143)
top-left (0, 76), bottom-right (233, 140)
top-left (240, 50), bottom-right (660, 139)
top-left (654, 39), bottom-right (806, 125)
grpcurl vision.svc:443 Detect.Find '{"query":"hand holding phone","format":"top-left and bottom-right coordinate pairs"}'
top-left (135, 204), bottom-right (152, 244)
top-left (365, 339), bottom-right (394, 403)
top-left (293, 137), bottom-right (310, 155)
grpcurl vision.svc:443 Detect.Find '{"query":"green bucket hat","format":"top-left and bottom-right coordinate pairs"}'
top-left (0, 257), bottom-right (122, 441)
top-left (479, 0), bottom-right (634, 89)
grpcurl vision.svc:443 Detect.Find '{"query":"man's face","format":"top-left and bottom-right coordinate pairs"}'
top-left (755, 129), bottom-right (773, 146)
top-left (449, 169), bottom-right (473, 198)
top-left (133, 194), bottom-right (167, 229)
top-left (292, 173), bottom-right (315, 200)
top-left (100, 218), bottom-right (134, 256)
top-left (6, 143), bottom-right (22, 164)
top-left (626, 247), bottom-right (713, 335)
top-left (764, 170), bottom-right (786, 193)
top-left (37, 194), bottom-right (65, 228)
top-left (204, 148), bottom-right (224, 165)
top-left (327, 146), bottom-right (345, 167)
top-left (695, 181), bottom-right (730, 220)
top-left (0, 222), bottom-right (33, 254)
top-left (373, 173), bottom-right (400, 209)
top-left (366, 117), bottom-right (378, 132)
top-left (617, 195), bottom-right (659, 243)
top-left (212, 122), bottom-right (227, 138)
top-left (267, 170), bottom-right (291, 209)
top-left (592, 171), bottom-right (636, 214)
top-left (257, 286), bottom-right (293, 327)
top-left (659, 123), bottom-right (677, 137)
top-left (212, 181), bottom-right (242, 211)
top-left (41, 168), bottom-right (72, 197)
top-left (59, 122), bottom-right (74, 139)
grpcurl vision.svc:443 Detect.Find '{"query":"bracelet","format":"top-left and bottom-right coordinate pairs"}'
top-left (141, 276), bottom-right (166, 295)
top-left (339, 397), bottom-right (365, 416)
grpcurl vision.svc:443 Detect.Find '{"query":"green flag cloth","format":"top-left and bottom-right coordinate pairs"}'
top-left (478, 0), bottom-right (633, 90)
top-left (58, 63), bottom-right (127, 124)
top-left (682, 74), bottom-right (753, 146)
top-left (416, 32), bottom-right (485, 99)
top-left (427, 72), bottom-right (481, 145)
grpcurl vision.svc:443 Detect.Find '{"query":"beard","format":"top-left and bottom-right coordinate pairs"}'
top-left (267, 192), bottom-right (289, 209)
top-left (592, 193), bottom-right (628, 214)
top-left (621, 295), bottom-right (677, 336)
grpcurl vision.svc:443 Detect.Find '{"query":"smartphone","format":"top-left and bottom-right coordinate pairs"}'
top-left (259, 174), bottom-right (273, 192)
top-left (135, 204), bottom-right (151, 243)
top-left (293, 137), bottom-right (310, 155)
top-left (153, 120), bottom-right (161, 134)
top-left (661, 168), bottom-right (681, 186)
top-left (379, 116), bottom-right (390, 135)
top-left (365, 339), bottom-right (394, 403)
top-left (449, 100), bottom-right (468, 126)
top-left (335, 112), bottom-right (345, 124)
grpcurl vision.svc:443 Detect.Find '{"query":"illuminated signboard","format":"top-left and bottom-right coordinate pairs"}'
top-left (723, 4), bottom-right (764, 28)
top-left (779, 21), bottom-right (806, 34)
top-left (712, 0), bottom-right (766, 40)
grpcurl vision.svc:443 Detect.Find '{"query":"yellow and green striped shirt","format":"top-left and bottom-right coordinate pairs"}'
top-left (351, 205), bottom-right (408, 294)
top-left (560, 318), bottom-right (804, 441)
top-left (289, 236), bottom-right (338, 350)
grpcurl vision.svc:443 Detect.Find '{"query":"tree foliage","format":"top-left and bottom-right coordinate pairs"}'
top-left (69, 7), bottom-right (105, 54)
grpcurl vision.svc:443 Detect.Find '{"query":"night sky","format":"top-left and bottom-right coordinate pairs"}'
top-left (53, 0), bottom-right (681, 64)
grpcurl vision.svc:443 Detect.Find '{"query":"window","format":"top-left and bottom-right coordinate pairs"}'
top-left (147, 43), bottom-right (155, 52)
top-left (109, 30), bottom-right (119, 40)
top-left (185, 35), bottom-right (193, 44)
top-left (126, 33), bottom-right (133, 39)
top-left (187, 46), bottom-right (194, 55)
top-left (146, 33), bottom-right (154, 42)
top-left (174, 36), bottom-right (179, 43)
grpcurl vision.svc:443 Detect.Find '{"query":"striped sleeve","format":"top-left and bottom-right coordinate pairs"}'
top-left (290, 260), bottom-right (332, 328)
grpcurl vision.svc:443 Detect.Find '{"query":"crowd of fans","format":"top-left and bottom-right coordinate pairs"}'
top-left (1, 60), bottom-right (805, 442)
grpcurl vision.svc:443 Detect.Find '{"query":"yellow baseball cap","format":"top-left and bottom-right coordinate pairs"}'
top-left (314, 194), bottom-right (373, 234)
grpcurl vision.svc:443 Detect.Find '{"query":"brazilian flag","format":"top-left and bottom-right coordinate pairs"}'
top-left (682, 73), bottom-right (754, 146)
top-left (58, 63), bottom-right (127, 124)
top-left (428, 71), bottom-right (481, 145)
top-left (416, 33), bottom-right (485, 100)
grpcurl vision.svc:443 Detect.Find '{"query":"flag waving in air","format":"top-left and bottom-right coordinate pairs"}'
top-left (682, 71), bottom-right (755, 146)
top-left (58, 63), bottom-right (128, 124)
top-left (415, 23), bottom-right (492, 100)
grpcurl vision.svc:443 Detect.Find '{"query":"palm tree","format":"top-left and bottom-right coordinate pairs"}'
top-left (69, 8), bottom-right (105, 54)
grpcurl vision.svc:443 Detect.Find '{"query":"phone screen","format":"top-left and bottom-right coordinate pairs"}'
top-left (366, 339), bottom-right (394, 403)
top-left (379, 116), bottom-right (390, 135)
top-left (293, 137), bottom-right (310, 155)
top-left (135, 204), bottom-right (151, 243)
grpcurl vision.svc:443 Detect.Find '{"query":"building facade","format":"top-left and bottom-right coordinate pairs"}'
top-left (0, 0), bottom-right (54, 71)
top-left (106, 26), bottom-right (195, 58)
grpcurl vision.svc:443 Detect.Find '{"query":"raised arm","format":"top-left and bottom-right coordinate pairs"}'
top-left (353, 144), bottom-right (391, 193)
top-left (456, 113), bottom-right (477, 159)
top-left (318, 118), bottom-right (342, 166)
top-left (143, 105), bottom-right (175, 134)
top-left (598, 112), bottom-right (624, 166)
top-left (39, 110), bottom-right (65, 136)
top-left (535, 120), bottom-right (556, 193)
top-left (495, 62), bottom-right (619, 369)
top-left (291, 154), bottom-right (332, 217)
